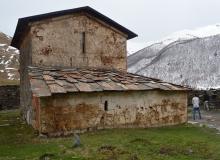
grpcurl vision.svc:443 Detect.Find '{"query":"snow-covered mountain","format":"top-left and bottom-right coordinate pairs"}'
top-left (0, 32), bottom-right (19, 83)
top-left (128, 24), bottom-right (220, 89)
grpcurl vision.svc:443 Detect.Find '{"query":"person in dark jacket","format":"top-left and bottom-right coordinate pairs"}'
top-left (204, 92), bottom-right (210, 111)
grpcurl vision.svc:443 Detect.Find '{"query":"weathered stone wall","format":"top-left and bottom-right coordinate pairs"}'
top-left (37, 90), bottom-right (187, 136)
top-left (18, 12), bottom-right (128, 123)
top-left (29, 13), bottom-right (127, 71)
top-left (19, 33), bottom-right (33, 121)
top-left (0, 85), bottom-right (20, 110)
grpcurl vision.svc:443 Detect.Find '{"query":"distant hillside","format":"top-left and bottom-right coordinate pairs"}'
top-left (0, 32), bottom-right (11, 45)
top-left (0, 32), bottom-right (19, 85)
top-left (128, 25), bottom-right (220, 89)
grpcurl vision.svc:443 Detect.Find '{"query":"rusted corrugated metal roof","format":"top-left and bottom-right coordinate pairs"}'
top-left (28, 67), bottom-right (189, 97)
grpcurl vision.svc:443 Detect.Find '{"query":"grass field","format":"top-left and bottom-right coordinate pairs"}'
top-left (0, 79), bottom-right (19, 86)
top-left (1, 110), bottom-right (220, 160)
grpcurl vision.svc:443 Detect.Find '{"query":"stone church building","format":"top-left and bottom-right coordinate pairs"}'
top-left (12, 6), bottom-right (188, 136)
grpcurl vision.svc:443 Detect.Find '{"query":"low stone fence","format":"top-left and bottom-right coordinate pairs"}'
top-left (0, 85), bottom-right (20, 110)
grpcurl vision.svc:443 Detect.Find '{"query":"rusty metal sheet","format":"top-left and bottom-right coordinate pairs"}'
top-left (30, 79), bottom-right (51, 97)
top-left (48, 83), bottom-right (66, 93)
top-left (43, 75), bottom-right (54, 81)
top-left (74, 82), bottom-right (94, 92)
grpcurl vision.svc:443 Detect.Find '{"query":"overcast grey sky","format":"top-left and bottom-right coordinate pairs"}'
top-left (1, 0), bottom-right (220, 51)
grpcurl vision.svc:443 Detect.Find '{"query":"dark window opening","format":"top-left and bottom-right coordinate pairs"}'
top-left (82, 32), bottom-right (86, 53)
top-left (70, 57), bottom-right (73, 67)
top-left (104, 101), bottom-right (108, 111)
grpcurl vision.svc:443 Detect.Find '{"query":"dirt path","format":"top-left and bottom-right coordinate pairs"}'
top-left (188, 109), bottom-right (220, 132)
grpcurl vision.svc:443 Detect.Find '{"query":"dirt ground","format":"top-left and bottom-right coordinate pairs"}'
top-left (188, 109), bottom-right (220, 132)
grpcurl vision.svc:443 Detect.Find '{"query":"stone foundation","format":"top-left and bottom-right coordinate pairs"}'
top-left (0, 85), bottom-right (20, 110)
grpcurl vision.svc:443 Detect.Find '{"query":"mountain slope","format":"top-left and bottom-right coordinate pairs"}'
top-left (128, 25), bottom-right (220, 89)
top-left (0, 32), bottom-right (19, 84)
top-left (0, 32), bottom-right (11, 45)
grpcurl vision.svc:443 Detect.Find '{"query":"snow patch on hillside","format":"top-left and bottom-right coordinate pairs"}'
top-left (160, 24), bottom-right (220, 45)
top-left (128, 24), bottom-right (220, 89)
top-left (128, 24), bottom-right (220, 55)
top-left (0, 40), bottom-right (19, 81)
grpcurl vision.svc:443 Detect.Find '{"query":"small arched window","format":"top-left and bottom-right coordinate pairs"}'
top-left (82, 32), bottom-right (86, 53)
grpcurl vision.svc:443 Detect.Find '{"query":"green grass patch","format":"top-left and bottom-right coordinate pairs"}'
top-left (0, 79), bottom-right (19, 86)
top-left (0, 110), bottom-right (220, 160)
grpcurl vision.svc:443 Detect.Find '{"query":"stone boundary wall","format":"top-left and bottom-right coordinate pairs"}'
top-left (188, 90), bottom-right (220, 109)
top-left (0, 85), bottom-right (20, 110)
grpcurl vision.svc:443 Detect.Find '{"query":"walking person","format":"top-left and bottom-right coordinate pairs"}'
top-left (192, 94), bottom-right (201, 120)
top-left (203, 92), bottom-right (210, 111)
